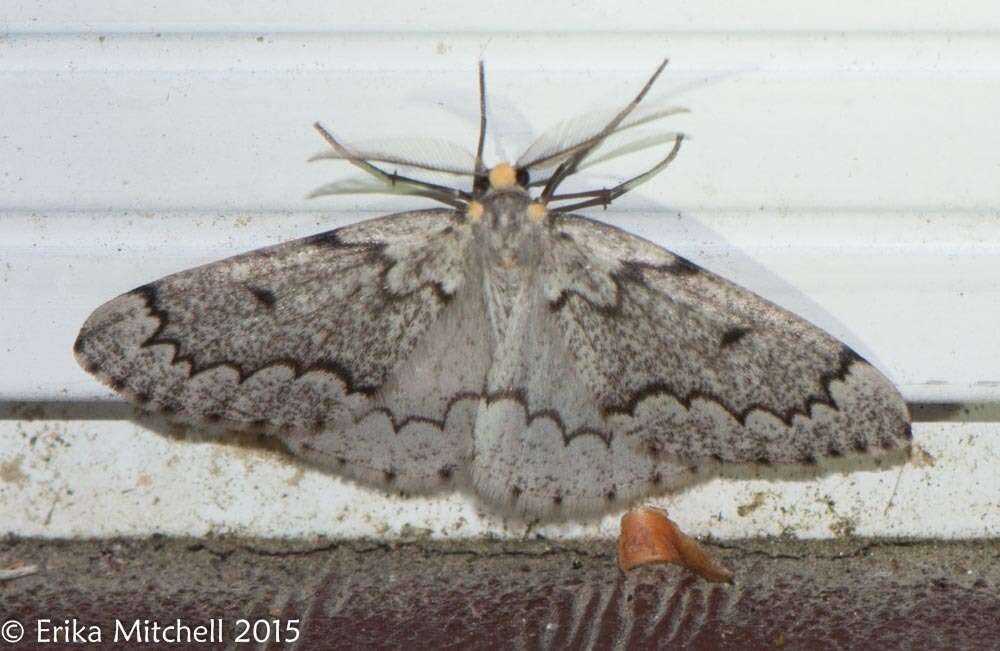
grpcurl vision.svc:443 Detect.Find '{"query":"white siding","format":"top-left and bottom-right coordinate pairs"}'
top-left (1, 2), bottom-right (998, 539)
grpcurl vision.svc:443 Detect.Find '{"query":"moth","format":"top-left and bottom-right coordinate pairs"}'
top-left (75, 61), bottom-right (910, 558)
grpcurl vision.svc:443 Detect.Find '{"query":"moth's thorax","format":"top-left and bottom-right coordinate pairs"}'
top-left (476, 189), bottom-right (545, 269)
top-left (482, 189), bottom-right (532, 231)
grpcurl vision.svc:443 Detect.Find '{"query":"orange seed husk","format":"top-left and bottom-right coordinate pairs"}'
top-left (618, 506), bottom-right (734, 583)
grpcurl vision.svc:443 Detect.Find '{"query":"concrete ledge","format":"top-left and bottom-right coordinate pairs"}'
top-left (1, 537), bottom-right (997, 649)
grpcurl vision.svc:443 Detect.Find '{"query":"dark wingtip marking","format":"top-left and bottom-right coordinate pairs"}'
top-left (721, 327), bottom-right (752, 348)
top-left (336, 456), bottom-right (347, 466)
top-left (842, 346), bottom-right (865, 365)
top-left (310, 419), bottom-right (326, 433)
top-left (755, 454), bottom-right (772, 466)
top-left (879, 438), bottom-right (897, 450)
top-left (438, 467), bottom-right (453, 482)
top-left (511, 485), bottom-right (523, 499)
top-left (305, 230), bottom-right (345, 249)
top-left (646, 443), bottom-right (661, 459)
top-left (552, 494), bottom-right (563, 506)
top-left (666, 256), bottom-right (700, 276)
top-left (129, 283), bottom-right (159, 300)
top-left (605, 488), bottom-right (617, 502)
top-left (710, 453), bottom-right (724, 464)
top-left (383, 469), bottom-right (397, 484)
top-left (800, 454), bottom-right (818, 466)
top-left (251, 418), bottom-right (268, 430)
top-left (204, 412), bottom-right (222, 424)
top-left (110, 377), bottom-right (126, 391)
top-left (852, 439), bottom-right (869, 454)
top-left (827, 445), bottom-right (843, 458)
top-left (134, 391), bottom-right (151, 404)
top-left (650, 472), bottom-right (663, 485)
top-left (84, 360), bottom-right (100, 375)
top-left (247, 285), bottom-right (277, 309)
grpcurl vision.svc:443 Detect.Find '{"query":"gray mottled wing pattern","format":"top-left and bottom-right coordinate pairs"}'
top-left (473, 213), bottom-right (910, 517)
top-left (75, 209), bottom-right (490, 491)
top-left (472, 270), bottom-right (664, 517)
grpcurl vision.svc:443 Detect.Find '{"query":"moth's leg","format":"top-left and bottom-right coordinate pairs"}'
top-left (618, 506), bottom-right (733, 583)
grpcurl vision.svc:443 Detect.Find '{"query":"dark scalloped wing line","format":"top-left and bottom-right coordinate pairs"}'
top-left (79, 320), bottom-right (906, 461)
top-left (225, 389), bottom-right (608, 445)
top-left (484, 389), bottom-right (613, 447)
top-left (602, 346), bottom-right (865, 430)
top-left (356, 391), bottom-right (482, 434)
top-left (126, 222), bottom-right (464, 396)
top-left (131, 283), bottom-right (379, 396)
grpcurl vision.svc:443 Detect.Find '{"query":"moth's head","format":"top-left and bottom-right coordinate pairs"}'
top-left (472, 162), bottom-right (530, 195)
top-left (469, 162), bottom-right (546, 217)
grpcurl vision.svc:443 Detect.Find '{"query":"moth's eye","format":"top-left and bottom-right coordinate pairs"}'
top-left (473, 174), bottom-right (489, 194)
top-left (515, 168), bottom-right (530, 188)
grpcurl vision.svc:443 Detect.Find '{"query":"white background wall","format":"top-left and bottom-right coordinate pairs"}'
top-left (1, 2), bottom-right (998, 540)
